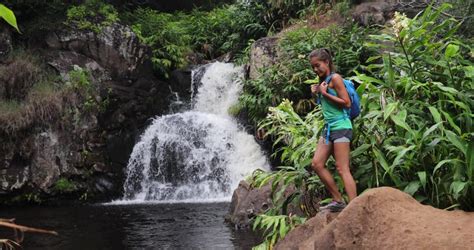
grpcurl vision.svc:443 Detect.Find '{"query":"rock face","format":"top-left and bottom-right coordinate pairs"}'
top-left (0, 23), bottom-right (174, 203)
top-left (248, 37), bottom-right (280, 80)
top-left (352, 1), bottom-right (394, 26)
top-left (352, 0), bottom-right (429, 26)
top-left (226, 180), bottom-right (274, 228)
top-left (46, 23), bottom-right (172, 172)
top-left (276, 187), bottom-right (474, 249)
top-left (0, 24), bottom-right (12, 62)
top-left (226, 180), bottom-right (305, 228)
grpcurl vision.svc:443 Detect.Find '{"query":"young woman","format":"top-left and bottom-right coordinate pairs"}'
top-left (309, 48), bottom-right (357, 212)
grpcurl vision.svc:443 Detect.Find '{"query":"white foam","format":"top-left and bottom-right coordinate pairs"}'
top-left (120, 62), bottom-right (269, 203)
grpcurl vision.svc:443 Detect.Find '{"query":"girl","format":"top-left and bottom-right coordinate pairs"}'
top-left (309, 48), bottom-right (357, 212)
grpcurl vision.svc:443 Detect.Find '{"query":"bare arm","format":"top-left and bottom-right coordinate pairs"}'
top-left (320, 74), bottom-right (351, 109)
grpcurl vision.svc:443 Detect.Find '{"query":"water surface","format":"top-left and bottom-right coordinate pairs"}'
top-left (1, 202), bottom-right (260, 249)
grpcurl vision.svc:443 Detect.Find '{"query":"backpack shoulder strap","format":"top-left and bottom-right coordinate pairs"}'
top-left (324, 73), bottom-right (334, 84)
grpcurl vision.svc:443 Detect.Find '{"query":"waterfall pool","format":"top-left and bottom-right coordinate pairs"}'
top-left (1, 202), bottom-right (261, 249)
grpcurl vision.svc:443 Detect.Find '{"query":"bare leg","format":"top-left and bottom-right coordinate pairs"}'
top-left (333, 142), bottom-right (357, 202)
top-left (311, 137), bottom-right (343, 202)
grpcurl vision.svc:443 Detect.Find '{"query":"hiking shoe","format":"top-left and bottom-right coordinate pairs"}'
top-left (319, 200), bottom-right (346, 212)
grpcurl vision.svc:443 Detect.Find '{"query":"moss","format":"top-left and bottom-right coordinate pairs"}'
top-left (53, 178), bottom-right (76, 193)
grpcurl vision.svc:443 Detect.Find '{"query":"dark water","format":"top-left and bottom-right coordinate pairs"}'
top-left (1, 202), bottom-right (261, 249)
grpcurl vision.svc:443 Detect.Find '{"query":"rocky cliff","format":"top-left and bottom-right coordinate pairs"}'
top-left (0, 22), bottom-right (176, 204)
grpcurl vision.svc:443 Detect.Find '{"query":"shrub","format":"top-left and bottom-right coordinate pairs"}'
top-left (351, 5), bottom-right (473, 210)
top-left (54, 178), bottom-right (76, 193)
top-left (0, 52), bottom-right (42, 101)
top-left (125, 2), bottom-right (268, 77)
top-left (239, 23), bottom-right (372, 124)
top-left (65, 0), bottom-right (119, 33)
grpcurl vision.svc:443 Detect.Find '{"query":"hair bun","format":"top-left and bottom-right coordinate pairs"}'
top-left (323, 48), bottom-right (332, 57)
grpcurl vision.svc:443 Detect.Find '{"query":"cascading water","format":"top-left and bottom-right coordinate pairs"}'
top-left (120, 62), bottom-right (269, 203)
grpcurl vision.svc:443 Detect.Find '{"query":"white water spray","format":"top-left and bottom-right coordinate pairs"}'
top-left (119, 62), bottom-right (268, 203)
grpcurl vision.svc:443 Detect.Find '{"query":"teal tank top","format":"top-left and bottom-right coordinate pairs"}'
top-left (321, 88), bottom-right (352, 131)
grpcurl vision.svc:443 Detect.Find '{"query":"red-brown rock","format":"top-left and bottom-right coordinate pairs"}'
top-left (276, 187), bottom-right (474, 249)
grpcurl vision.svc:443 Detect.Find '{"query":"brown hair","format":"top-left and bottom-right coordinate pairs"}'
top-left (308, 48), bottom-right (336, 72)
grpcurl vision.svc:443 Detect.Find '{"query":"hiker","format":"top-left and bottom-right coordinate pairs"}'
top-left (309, 48), bottom-right (357, 212)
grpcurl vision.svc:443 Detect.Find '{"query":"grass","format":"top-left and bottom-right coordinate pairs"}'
top-left (0, 49), bottom-right (86, 136)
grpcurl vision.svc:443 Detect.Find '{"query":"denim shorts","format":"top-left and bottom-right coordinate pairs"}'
top-left (321, 128), bottom-right (353, 143)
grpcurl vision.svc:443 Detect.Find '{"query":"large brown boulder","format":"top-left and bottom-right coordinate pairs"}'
top-left (276, 187), bottom-right (474, 249)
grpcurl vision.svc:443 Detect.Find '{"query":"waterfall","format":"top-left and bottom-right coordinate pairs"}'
top-left (119, 62), bottom-right (269, 203)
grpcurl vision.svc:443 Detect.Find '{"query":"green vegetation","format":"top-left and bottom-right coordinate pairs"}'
top-left (245, 3), bottom-right (473, 248)
top-left (65, 0), bottom-right (119, 33)
top-left (0, 50), bottom-right (104, 136)
top-left (239, 23), bottom-right (372, 124)
top-left (351, 6), bottom-right (473, 209)
top-left (0, 51), bottom-right (64, 135)
top-left (124, 2), bottom-right (267, 77)
top-left (0, 3), bottom-right (19, 32)
top-left (54, 178), bottom-right (77, 193)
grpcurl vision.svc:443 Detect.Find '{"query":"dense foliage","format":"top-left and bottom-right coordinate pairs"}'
top-left (239, 23), bottom-right (372, 124)
top-left (66, 0), bottom-right (119, 33)
top-left (123, 2), bottom-right (268, 77)
top-left (246, 3), bottom-right (473, 248)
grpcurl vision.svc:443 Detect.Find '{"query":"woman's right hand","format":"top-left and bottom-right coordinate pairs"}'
top-left (311, 84), bottom-right (320, 94)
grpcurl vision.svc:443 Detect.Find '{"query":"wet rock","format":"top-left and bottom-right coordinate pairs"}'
top-left (226, 180), bottom-right (304, 229)
top-left (276, 187), bottom-right (474, 249)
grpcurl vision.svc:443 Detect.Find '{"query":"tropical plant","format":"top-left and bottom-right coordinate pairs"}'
top-left (239, 23), bottom-right (371, 124)
top-left (351, 4), bottom-right (473, 210)
top-left (252, 213), bottom-right (306, 249)
top-left (65, 0), bottom-right (119, 33)
top-left (248, 4), bottom-right (473, 248)
top-left (247, 100), bottom-right (327, 248)
top-left (0, 3), bottom-right (19, 32)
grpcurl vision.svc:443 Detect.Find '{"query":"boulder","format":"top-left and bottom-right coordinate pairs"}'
top-left (248, 37), bottom-right (280, 80)
top-left (276, 187), bottom-right (474, 249)
top-left (352, 1), bottom-right (394, 26)
top-left (275, 210), bottom-right (339, 250)
top-left (226, 180), bottom-right (305, 229)
top-left (352, 1), bottom-right (429, 26)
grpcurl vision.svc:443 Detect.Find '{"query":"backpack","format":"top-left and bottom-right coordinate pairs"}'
top-left (319, 73), bottom-right (361, 120)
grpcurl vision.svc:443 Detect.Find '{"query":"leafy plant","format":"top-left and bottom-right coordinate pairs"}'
top-left (351, 4), bottom-right (473, 210)
top-left (0, 4), bottom-right (19, 32)
top-left (126, 2), bottom-right (268, 77)
top-left (65, 0), bottom-right (119, 33)
top-left (252, 214), bottom-right (306, 249)
top-left (247, 100), bottom-right (326, 248)
top-left (54, 178), bottom-right (76, 193)
top-left (239, 23), bottom-right (372, 124)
